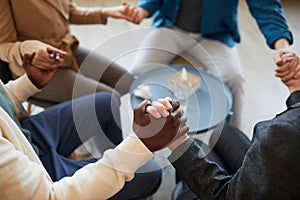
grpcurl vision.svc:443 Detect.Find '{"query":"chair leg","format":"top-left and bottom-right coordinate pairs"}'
top-left (26, 102), bottom-right (32, 115)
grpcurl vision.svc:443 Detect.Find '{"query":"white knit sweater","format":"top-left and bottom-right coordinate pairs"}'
top-left (0, 75), bottom-right (153, 200)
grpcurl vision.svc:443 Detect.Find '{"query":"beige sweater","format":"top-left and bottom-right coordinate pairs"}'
top-left (0, 0), bottom-right (107, 76)
top-left (0, 76), bottom-right (153, 200)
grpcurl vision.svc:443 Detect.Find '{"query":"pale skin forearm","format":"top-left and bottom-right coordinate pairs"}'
top-left (274, 38), bottom-right (290, 50)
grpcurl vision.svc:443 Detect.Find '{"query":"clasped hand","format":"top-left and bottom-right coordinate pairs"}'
top-left (133, 97), bottom-right (189, 152)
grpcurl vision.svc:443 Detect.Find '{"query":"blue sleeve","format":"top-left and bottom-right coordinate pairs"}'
top-left (246, 0), bottom-right (293, 49)
top-left (137, 0), bottom-right (162, 18)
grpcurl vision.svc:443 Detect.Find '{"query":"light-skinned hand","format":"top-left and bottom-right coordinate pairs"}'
top-left (20, 40), bottom-right (66, 70)
top-left (23, 53), bottom-right (58, 89)
top-left (101, 2), bottom-right (138, 22)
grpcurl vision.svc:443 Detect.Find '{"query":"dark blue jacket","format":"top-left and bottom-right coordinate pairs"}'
top-left (138, 0), bottom-right (293, 48)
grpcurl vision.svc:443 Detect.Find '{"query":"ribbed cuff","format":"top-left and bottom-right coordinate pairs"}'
top-left (6, 74), bottom-right (40, 102)
top-left (99, 134), bottom-right (154, 173)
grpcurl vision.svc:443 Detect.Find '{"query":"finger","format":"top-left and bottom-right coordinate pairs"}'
top-left (32, 56), bottom-right (60, 69)
top-left (180, 116), bottom-right (187, 125)
top-left (47, 48), bottom-right (66, 61)
top-left (134, 100), bottom-right (151, 120)
top-left (274, 52), bottom-right (283, 66)
top-left (22, 53), bottom-right (35, 67)
top-left (157, 98), bottom-right (172, 110)
top-left (122, 1), bottom-right (128, 6)
top-left (152, 101), bottom-right (170, 117)
top-left (176, 125), bottom-right (189, 139)
top-left (172, 107), bottom-right (183, 120)
top-left (171, 99), bottom-right (180, 112)
top-left (293, 67), bottom-right (300, 79)
top-left (47, 47), bottom-right (67, 57)
top-left (276, 64), bottom-right (296, 77)
top-left (146, 105), bottom-right (162, 119)
top-left (275, 60), bottom-right (297, 74)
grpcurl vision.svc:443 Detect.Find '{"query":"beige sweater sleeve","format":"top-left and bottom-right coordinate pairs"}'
top-left (0, 0), bottom-right (22, 66)
top-left (5, 74), bottom-right (40, 102)
top-left (69, 0), bottom-right (107, 24)
top-left (0, 109), bottom-right (153, 200)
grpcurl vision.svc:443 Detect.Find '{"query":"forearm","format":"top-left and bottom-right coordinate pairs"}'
top-left (69, 1), bottom-right (107, 24)
top-left (53, 134), bottom-right (154, 199)
top-left (0, 42), bottom-right (23, 66)
top-left (247, 0), bottom-right (293, 49)
top-left (0, 131), bottom-right (153, 200)
top-left (274, 38), bottom-right (290, 50)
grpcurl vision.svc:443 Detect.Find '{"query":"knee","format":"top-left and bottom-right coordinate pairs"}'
top-left (94, 92), bottom-right (120, 111)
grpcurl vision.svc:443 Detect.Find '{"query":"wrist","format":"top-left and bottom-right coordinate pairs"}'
top-left (274, 38), bottom-right (290, 50)
top-left (99, 8), bottom-right (109, 23)
top-left (168, 134), bottom-right (189, 151)
top-left (137, 7), bottom-right (149, 18)
top-left (289, 87), bottom-right (300, 94)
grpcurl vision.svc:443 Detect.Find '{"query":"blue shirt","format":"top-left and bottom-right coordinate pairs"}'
top-left (138, 0), bottom-right (293, 48)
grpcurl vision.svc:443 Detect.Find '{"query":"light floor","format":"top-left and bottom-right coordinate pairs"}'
top-left (71, 0), bottom-right (300, 199)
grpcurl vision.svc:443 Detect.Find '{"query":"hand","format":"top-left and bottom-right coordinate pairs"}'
top-left (274, 51), bottom-right (300, 93)
top-left (131, 7), bottom-right (149, 24)
top-left (274, 50), bottom-right (299, 82)
top-left (20, 40), bottom-right (66, 70)
top-left (101, 2), bottom-right (138, 22)
top-left (23, 53), bottom-right (58, 89)
top-left (284, 69), bottom-right (300, 93)
top-left (133, 98), bottom-right (189, 152)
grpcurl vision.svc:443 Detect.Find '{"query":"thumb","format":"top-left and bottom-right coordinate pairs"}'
top-left (22, 53), bottom-right (35, 67)
top-left (135, 100), bottom-right (151, 116)
top-left (171, 99), bottom-right (180, 112)
top-left (274, 52), bottom-right (284, 66)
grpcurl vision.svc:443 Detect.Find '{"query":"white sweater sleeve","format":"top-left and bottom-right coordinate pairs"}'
top-left (52, 134), bottom-right (154, 199)
top-left (0, 109), bottom-right (153, 200)
top-left (6, 74), bottom-right (40, 102)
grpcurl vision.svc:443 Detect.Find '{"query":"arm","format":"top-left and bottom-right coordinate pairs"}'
top-left (246, 0), bottom-right (293, 49)
top-left (5, 53), bottom-right (58, 102)
top-left (137, 0), bottom-right (161, 18)
top-left (275, 52), bottom-right (300, 93)
top-left (0, 0), bottom-right (23, 66)
top-left (0, 0), bottom-right (65, 71)
top-left (0, 124), bottom-right (153, 200)
top-left (69, 1), bottom-right (138, 24)
top-left (169, 120), bottom-right (300, 199)
top-left (0, 97), bottom-right (184, 199)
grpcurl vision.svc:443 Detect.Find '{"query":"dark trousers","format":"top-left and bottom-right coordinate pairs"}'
top-left (21, 92), bottom-right (161, 200)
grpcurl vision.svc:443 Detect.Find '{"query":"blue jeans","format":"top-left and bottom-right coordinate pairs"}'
top-left (21, 92), bottom-right (161, 199)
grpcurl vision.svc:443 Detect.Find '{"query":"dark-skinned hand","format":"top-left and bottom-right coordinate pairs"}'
top-left (23, 53), bottom-right (58, 89)
top-left (133, 99), bottom-right (189, 152)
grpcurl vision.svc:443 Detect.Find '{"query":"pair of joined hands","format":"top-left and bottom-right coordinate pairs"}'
top-left (274, 50), bottom-right (300, 93)
top-left (23, 53), bottom-right (189, 152)
top-left (133, 97), bottom-right (189, 152)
